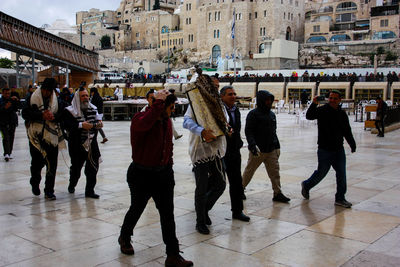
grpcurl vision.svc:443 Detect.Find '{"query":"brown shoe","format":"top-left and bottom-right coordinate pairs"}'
top-left (118, 236), bottom-right (134, 255)
top-left (165, 254), bottom-right (193, 267)
top-left (101, 138), bottom-right (108, 144)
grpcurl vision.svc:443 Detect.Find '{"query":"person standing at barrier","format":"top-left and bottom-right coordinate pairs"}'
top-left (375, 96), bottom-right (387, 137)
top-left (90, 87), bottom-right (108, 143)
top-left (220, 85), bottom-right (250, 221)
top-left (301, 90), bottom-right (356, 208)
top-left (64, 88), bottom-right (103, 199)
top-left (22, 78), bottom-right (66, 200)
top-left (0, 88), bottom-right (19, 161)
top-left (242, 90), bottom-right (291, 203)
top-left (118, 90), bottom-right (193, 267)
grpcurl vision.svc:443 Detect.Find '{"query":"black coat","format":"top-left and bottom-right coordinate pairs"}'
top-left (245, 91), bottom-right (280, 153)
top-left (306, 103), bottom-right (356, 151)
top-left (0, 97), bottom-right (19, 126)
top-left (90, 93), bottom-right (104, 114)
top-left (225, 105), bottom-right (243, 155)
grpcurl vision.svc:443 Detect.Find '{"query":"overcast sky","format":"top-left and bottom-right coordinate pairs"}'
top-left (1, 0), bottom-right (121, 58)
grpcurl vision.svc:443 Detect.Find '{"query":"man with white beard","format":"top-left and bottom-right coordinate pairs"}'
top-left (63, 87), bottom-right (103, 198)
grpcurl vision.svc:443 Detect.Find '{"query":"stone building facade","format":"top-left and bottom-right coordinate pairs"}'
top-left (305, 0), bottom-right (400, 43)
top-left (76, 8), bottom-right (117, 35)
top-left (179, 0), bottom-right (305, 63)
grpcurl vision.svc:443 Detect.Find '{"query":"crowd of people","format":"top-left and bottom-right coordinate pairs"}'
top-left (4, 69), bottom-right (394, 267)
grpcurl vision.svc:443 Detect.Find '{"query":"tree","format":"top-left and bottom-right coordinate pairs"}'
top-left (153, 0), bottom-right (160, 10)
top-left (100, 35), bottom-right (111, 49)
top-left (0, 57), bottom-right (14, 69)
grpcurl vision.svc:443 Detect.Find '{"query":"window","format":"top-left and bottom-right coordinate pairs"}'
top-left (380, 19), bottom-right (389, 27)
top-left (313, 25), bottom-right (320, 32)
top-left (209, 13), bottom-right (211, 22)
top-left (249, 13), bottom-right (252, 20)
top-left (212, 45), bottom-right (221, 65)
top-left (264, 10), bottom-right (267, 17)
top-left (259, 43), bottom-right (265, 53)
top-left (306, 36), bottom-right (327, 43)
top-left (255, 12), bottom-right (257, 19)
top-left (136, 32), bottom-right (140, 37)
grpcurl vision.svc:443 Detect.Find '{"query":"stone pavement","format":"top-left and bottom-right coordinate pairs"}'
top-left (0, 111), bottom-right (399, 267)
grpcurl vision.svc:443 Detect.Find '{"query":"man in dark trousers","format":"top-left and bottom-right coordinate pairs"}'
top-left (63, 88), bottom-right (103, 199)
top-left (242, 91), bottom-right (291, 203)
top-left (90, 87), bottom-right (108, 143)
top-left (220, 85), bottom-right (250, 221)
top-left (301, 90), bottom-right (356, 208)
top-left (22, 78), bottom-right (66, 200)
top-left (118, 89), bottom-right (193, 267)
top-left (0, 88), bottom-right (19, 161)
top-left (375, 96), bottom-right (388, 137)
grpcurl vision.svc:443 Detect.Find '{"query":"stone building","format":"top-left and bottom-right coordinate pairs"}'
top-left (76, 8), bottom-right (118, 35)
top-left (305, 0), bottom-right (400, 43)
top-left (179, 0), bottom-right (305, 65)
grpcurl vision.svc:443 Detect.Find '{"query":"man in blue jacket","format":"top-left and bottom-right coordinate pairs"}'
top-left (242, 90), bottom-right (290, 203)
top-left (301, 90), bottom-right (356, 208)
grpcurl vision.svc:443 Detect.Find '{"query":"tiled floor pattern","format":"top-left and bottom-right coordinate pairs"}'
top-left (0, 111), bottom-right (399, 267)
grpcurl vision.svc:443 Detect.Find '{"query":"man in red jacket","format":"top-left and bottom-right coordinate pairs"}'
top-left (118, 90), bottom-right (193, 267)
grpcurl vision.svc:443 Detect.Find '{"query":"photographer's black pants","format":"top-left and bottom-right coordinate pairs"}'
top-left (120, 163), bottom-right (179, 256)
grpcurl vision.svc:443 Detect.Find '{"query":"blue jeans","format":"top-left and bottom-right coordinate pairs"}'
top-left (303, 148), bottom-right (347, 201)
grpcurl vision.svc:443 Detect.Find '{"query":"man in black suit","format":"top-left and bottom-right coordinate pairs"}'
top-left (220, 85), bottom-right (250, 222)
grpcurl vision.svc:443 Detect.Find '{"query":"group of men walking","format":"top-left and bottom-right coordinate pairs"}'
top-left (1, 72), bottom-right (366, 267)
top-left (8, 78), bottom-right (104, 200)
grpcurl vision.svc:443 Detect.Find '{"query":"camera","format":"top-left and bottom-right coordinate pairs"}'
top-left (316, 96), bottom-right (325, 101)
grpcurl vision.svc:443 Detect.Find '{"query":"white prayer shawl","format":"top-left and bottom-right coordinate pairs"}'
top-left (66, 91), bottom-right (99, 151)
top-left (185, 106), bottom-right (228, 165)
top-left (27, 89), bottom-right (66, 157)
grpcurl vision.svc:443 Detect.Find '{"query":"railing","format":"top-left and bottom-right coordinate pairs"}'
top-left (385, 105), bottom-right (400, 126)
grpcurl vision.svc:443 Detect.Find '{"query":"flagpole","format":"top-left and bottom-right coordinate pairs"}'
top-left (233, 8), bottom-right (236, 82)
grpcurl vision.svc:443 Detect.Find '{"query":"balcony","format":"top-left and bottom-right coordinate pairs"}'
top-left (371, 5), bottom-right (399, 17)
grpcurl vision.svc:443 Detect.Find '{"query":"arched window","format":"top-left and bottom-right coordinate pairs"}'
top-left (286, 27), bottom-right (292, 40)
top-left (212, 45), bottom-right (221, 65)
top-left (329, 34), bottom-right (351, 42)
top-left (372, 31), bottom-right (397, 40)
top-left (161, 26), bottom-right (168, 34)
top-left (306, 36), bottom-right (327, 43)
top-left (259, 43), bottom-right (265, 53)
top-left (138, 67), bottom-right (144, 74)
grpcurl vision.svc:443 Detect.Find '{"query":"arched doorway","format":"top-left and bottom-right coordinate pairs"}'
top-left (212, 45), bottom-right (221, 66)
top-left (286, 27), bottom-right (292, 40)
top-left (259, 43), bottom-right (265, 53)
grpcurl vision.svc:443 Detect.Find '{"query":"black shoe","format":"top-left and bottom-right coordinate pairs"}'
top-left (31, 184), bottom-right (40, 196)
top-left (45, 193), bottom-right (56, 200)
top-left (68, 185), bottom-right (75, 193)
top-left (205, 213), bottom-right (212, 225)
top-left (196, 223), bottom-right (210, 235)
top-left (165, 254), bottom-right (193, 267)
top-left (272, 192), bottom-right (291, 203)
top-left (118, 236), bottom-right (134, 255)
top-left (301, 181), bottom-right (309, 199)
top-left (232, 212), bottom-right (250, 222)
top-left (85, 192), bottom-right (100, 199)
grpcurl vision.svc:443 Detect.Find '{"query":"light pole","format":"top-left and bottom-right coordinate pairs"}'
top-left (167, 26), bottom-right (170, 76)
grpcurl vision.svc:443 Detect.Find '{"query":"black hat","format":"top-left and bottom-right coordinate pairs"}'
top-left (41, 78), bottom-right (57, 92)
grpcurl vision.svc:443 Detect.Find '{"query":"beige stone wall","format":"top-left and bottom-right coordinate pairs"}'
top-left (179, 0), bottom-right (304, 62)
top-left (370, 15), bottom-right (400, 38)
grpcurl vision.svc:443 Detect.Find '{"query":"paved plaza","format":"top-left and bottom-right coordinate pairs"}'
top-left (0, 110), bottom-right (399, 267)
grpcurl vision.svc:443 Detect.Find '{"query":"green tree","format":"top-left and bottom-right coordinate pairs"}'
top-left (100, 35), bottom-right (111, 49)
top-left (0, 57), bottom-right (14, 69)
top-left (153, 0), bottom-right (160, 10)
